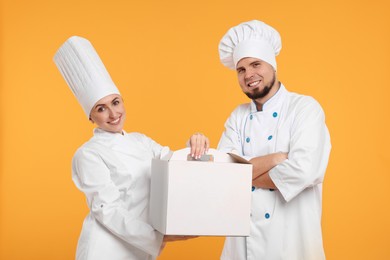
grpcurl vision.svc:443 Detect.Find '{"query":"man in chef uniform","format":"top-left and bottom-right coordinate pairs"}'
top-left (54, 36), bottom-right (207, 260)
top-left (217, 20), bottom-right (331, 259)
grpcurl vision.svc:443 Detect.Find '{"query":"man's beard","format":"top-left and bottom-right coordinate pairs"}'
top-left (244, 74), bottom-right (276, 100)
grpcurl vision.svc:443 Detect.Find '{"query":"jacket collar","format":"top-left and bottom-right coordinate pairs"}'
top-left (92, 128), bottom-right (135, 155)
top-left (250, 83), bottom-right (287, 113)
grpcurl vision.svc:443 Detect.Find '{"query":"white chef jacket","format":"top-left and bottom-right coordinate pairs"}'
top-left (218, 84), bottom-right (331, 260)
top-left (72, 128), bottom-right (165, 260)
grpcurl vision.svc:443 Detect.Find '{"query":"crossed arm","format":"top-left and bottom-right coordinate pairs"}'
top-left (250, 152), bottom-right (288, 189)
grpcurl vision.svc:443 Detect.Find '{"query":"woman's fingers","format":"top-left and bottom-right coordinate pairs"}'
top-left (190, 133), bottom-right (209, 159)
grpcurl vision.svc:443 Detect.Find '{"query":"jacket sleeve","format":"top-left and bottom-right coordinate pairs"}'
top-left (218, 105), bottom-right (245, 155)
top-left (72, 147), bottom-right (164, 257)
top-left (269, 97), bottom-right (331, 202)
top-left (138, 133), bottom-right (168, 159)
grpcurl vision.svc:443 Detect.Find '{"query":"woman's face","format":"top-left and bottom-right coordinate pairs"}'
top-left (89, 94), bottom-right (126, 133)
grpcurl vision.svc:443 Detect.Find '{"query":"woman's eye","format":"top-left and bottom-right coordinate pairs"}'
top-left (113, 100), bottom-right (120, 105)
top-left (97, 107), bottom-right (105, 112)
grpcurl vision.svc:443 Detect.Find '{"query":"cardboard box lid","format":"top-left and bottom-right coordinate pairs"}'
top-left (163, 147), bottom-right (251, 164)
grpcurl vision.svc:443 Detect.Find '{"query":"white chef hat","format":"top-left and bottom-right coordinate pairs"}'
top-left (53, 36), bottom-right (120, 118)
top-left (219, 20), bottom-right (282, 70)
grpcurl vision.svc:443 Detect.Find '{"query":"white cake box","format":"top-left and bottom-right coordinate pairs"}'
top-left (149, 148), bottom-right (252, 236)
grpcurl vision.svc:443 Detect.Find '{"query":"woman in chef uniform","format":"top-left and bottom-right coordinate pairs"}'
top-left (54, 36), bottom-right (208, 260)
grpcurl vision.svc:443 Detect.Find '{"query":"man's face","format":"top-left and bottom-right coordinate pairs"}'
top-left (236, 57), bottom-right (277, 101)
top-left (89, 94), bottom-right (126, 133)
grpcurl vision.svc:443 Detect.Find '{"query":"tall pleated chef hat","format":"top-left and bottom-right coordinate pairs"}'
top-left (219, 20), bottom-right (282, 70)
top-left (53, 36), bottom-right (120, 118)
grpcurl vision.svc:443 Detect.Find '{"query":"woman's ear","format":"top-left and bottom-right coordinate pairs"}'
top-left (89, 117), bottom-right (94, 124)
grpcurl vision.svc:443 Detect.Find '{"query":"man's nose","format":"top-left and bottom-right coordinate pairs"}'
top-left (245, 68), bottom-right (255, 80)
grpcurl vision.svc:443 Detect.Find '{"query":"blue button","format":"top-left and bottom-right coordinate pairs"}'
top-left (250, 115), bottom-right (253, 120)
top-left (246, 137), bottom-right (251, 143)
top-left (252, 186), bottom-right (255, 192)
top-left (265, 213), bottom-right (270, 219)
top-left (273, 112), bottom-right (278, 117)
top-left (268, 135), bottom-right (273, 140)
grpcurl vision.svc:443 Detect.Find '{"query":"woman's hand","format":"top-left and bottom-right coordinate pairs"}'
top-left (189, 133), bottom-right (210, 159)
top-left (163, 235), bottom-right (199, 242)
top-left (160, 235), bottom-right (199, 253)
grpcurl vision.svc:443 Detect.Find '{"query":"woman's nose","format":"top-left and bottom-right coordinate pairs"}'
top-left (108, 108), bottom-right (116, 118)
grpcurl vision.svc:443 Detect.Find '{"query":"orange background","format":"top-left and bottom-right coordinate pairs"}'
top-left (1, 0), bottom-right (389, 259)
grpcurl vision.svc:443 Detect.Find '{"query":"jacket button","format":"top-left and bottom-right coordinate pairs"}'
top-left (250, 114), bottom-right (253, 120)
top-left (252, 186), bottom-right (255, 192)
top-left (246, 137), bottom-right (251, 143)
top-left (267, 135), bottom-right (273, 140)
top-left (265, 213), bottom-right (270, 219)
top-left (273, 112), bottom-right (278, 117)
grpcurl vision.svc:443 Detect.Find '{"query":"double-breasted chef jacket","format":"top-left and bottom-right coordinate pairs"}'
top-left (218, 84), bottom-right (331, 260)
top-left (72, 128), bottom-right (166, 260)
